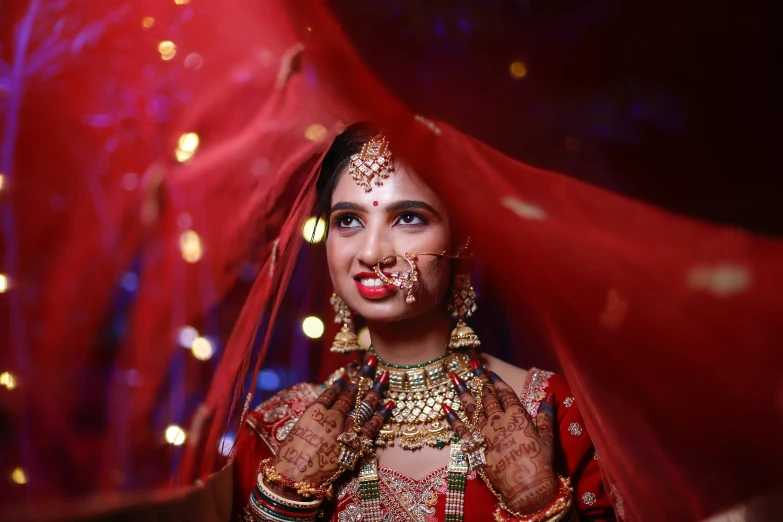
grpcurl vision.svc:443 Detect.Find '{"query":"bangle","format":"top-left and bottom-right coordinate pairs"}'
top-left (481, 472), bottom-right (572, 522)
top-left (245, 475), bottom-right (322, 522)
top-left (258, 458), bottom-right (334, 501)
top-left (257, 475), bottom-right (323, 511)
top-left (247, 489), bottom-right (320, 522)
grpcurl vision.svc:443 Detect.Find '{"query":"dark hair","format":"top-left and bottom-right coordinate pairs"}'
top-left (315, 122), bottom-right (380, 221)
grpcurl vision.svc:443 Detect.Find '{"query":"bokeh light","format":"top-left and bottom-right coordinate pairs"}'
top-left (184, 52), bottom-right (203, 70)
top-left (175, 132), bottom-right (200, 162)
top-left (357, 326), bottom-right (371, 349)
top-left (141, 17), bottom-right (155, 28)
top-left (0, 274), bottom-right (8, 293)
top-left (158, 40), bottom-right (177, 61)
top-left (257, 368), bottom-right (282, 391)
top-left (302, 316), bottom-right (324, 339)
top-left (164, 425), bottom-right (186, 445)
top-left (178, 325), bottom-right (199, 348)
top-left (302, 217), bottom-right (326, 243)
top-left (11, 467), bottom-right (26, 485)
top-left (0, 173), bottom-right (5, 191)
top-left (1, 371), bottom-right (17, 390)
top-left (179, 229), bottom-right (203, 263)
top-left (218, 432), bottom-right (235, 456)
top-left (510, 61), bottom-right (528, 79)
top-left (120, 272), bottom-right (138, 292)
top-left (304, 123), bottom-right (327, 142)
top-left (191, 336), bottom-right (214, 360)
top-left (174, 0), bottom-right (191, 4)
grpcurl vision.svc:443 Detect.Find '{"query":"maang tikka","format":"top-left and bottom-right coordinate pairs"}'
top-left (348, 134), bottom-right (395, 192)
top-left (329, 293), bottom-right (362, 353)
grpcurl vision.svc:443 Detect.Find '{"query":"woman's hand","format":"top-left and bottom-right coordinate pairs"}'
top-left (271, 355), bottom-right (392, 490)
top-left (446, 362), bottom-right (558, 514)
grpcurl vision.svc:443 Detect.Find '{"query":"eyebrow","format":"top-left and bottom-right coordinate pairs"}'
top-left (330, 200), bottom-right (440, 216)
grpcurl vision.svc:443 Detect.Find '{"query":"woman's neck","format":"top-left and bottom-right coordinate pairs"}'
top-left (366, 308), bottom-right (451, 366)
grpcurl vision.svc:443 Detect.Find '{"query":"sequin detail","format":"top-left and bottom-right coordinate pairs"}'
top-left (335, 466), bottom-right (464, 522)
top-left (563, 396), bottom-right (574, 408)
top-left (568, 422), bottom-right (583, 436)
top-left (582, 492), bottom-right (597, 506)
top-left (593, 450), bottom-right (599, 460)
top-left (521, 368), bottom-right (554, 418)
top-left (245, 383), bottom-right (318, 451)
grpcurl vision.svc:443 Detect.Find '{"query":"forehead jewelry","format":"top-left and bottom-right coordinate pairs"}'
top-left (348, 134), bottom-right (395, 192)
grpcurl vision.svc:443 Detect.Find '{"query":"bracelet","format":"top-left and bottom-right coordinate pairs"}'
top-left (256, 475), bottom-right (323, 511)
top-left (481, 472), bottom-right (572, 522)
top-left (258, 458), bottom-right (334, 501)
top-left (247, 488), bottom-right (320, 522)
top-left (493, 507), bottom-right (574, 522)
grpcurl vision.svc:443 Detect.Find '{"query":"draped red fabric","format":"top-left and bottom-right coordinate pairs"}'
top-left (3, 0), bottom-right (782, 520)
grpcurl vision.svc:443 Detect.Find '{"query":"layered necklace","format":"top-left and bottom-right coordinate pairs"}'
top-left (371, 347), bottom-right (474, 450)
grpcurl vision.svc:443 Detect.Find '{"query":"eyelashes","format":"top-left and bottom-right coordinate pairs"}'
top-left (333, 213), bottom-right (362, 229)
top-left (393, 211), bottom-right (428, 227)
top-left (331, 211), bottom-right (429, 230)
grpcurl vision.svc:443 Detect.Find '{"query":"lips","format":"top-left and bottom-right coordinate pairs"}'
top-left (353, 271), bottom-right (398, 299)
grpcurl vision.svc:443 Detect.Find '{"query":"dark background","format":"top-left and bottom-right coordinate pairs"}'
top-left (331, 0), bottom-right (780, 235)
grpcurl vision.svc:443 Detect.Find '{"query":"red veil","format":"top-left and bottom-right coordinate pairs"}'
top-left (2, 0), bottom-right (782, 520)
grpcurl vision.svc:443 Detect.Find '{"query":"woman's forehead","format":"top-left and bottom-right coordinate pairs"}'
top-left (331, 161), bottom-right (444, 209)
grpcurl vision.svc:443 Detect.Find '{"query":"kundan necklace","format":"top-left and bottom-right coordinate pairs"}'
top-left (371, 347), bottom-right (474, 450)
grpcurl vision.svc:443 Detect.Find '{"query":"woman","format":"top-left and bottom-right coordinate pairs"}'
top-left (232, 124), bottom-right (615, 521)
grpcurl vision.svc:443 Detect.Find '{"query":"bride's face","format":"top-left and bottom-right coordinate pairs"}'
top-left (326, 161), bottom-right (452, 323)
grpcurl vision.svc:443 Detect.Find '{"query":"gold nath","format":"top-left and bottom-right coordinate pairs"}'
top-left (348, 134), bottom-right (395, 192)
top-left (373, 349), bottom-right (477, 450)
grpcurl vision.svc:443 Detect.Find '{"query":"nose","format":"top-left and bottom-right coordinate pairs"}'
top-left (356, 222), bottom-right (393, 270)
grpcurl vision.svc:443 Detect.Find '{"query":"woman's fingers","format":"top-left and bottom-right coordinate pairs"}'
top-left (331, 379), bottom-right (359, 415)
top-left (313, 374), bottom-right (348, 408)
top-left (441, 403), bottom-right (471, 439)
top-left (358, 354), bottom-right (379, 379)
top-left (469, 357), bottom-right (489, 382)
top-left (345, 371), bottom-right (389, 432)
top-left (489, 371), bottom-right (523, 412)
top-left (450, 372), bottom-right (486, 429)
top-left (536, 393), bottom-right (556, 442)
top-left (332, 356), bottom-right (378, 416)
top-left (471, 359), bottom-right (502, 417)
top-left (359, 400), bottom-right (395, 439)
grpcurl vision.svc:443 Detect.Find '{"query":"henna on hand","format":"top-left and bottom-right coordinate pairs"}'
top-left (451, 372), bottom-right (486, 430)
top-left (270, 358), bottom-right (381, 492)
top-left (344, 370), bottom-right (388, 432)
top-left (359, 400), bottom-right (394, 438)
top-left (451, 366), bottom-right (559, 515)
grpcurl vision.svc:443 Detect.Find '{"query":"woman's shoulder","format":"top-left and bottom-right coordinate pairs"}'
top-left (481, 354), bottom-right (571, 417)
top-left (244, 367), bottom-right (352, 451)
top-left (244, 382), bottom-right (319, 452)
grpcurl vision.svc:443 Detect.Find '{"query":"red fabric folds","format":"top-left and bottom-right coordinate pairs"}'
top-left (3, 0), bottom-right (782, 520)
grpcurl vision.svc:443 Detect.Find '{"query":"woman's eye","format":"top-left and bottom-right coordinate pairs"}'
top-left (394, 212), bottom-right (426, 226)
top-left (335, 215), bottom-right (362, 228)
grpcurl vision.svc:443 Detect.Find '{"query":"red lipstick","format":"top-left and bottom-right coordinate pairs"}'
top-left (353, 271), bottom-right (398, 299)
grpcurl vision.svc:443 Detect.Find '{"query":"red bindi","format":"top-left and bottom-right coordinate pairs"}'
top-left (373, 200), bottom-right (378, 207)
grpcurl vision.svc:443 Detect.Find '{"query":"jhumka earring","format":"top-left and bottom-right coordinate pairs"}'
top-left (448, 244), bottom-right (480, 351)
top-left (329, 293), bottom-right (362, 354)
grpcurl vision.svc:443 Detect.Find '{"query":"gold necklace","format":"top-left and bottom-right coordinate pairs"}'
top-left (371, 348), bottom-right (474, 450)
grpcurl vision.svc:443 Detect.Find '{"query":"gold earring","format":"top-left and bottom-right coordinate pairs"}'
top-left (448, 268), bottom-right (481, 351)
top-left (329, 293), bottom-right (362, 353)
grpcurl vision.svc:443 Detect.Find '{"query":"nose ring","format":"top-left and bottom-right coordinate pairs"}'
top-left (373, 253), bottom-right (420, 303)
